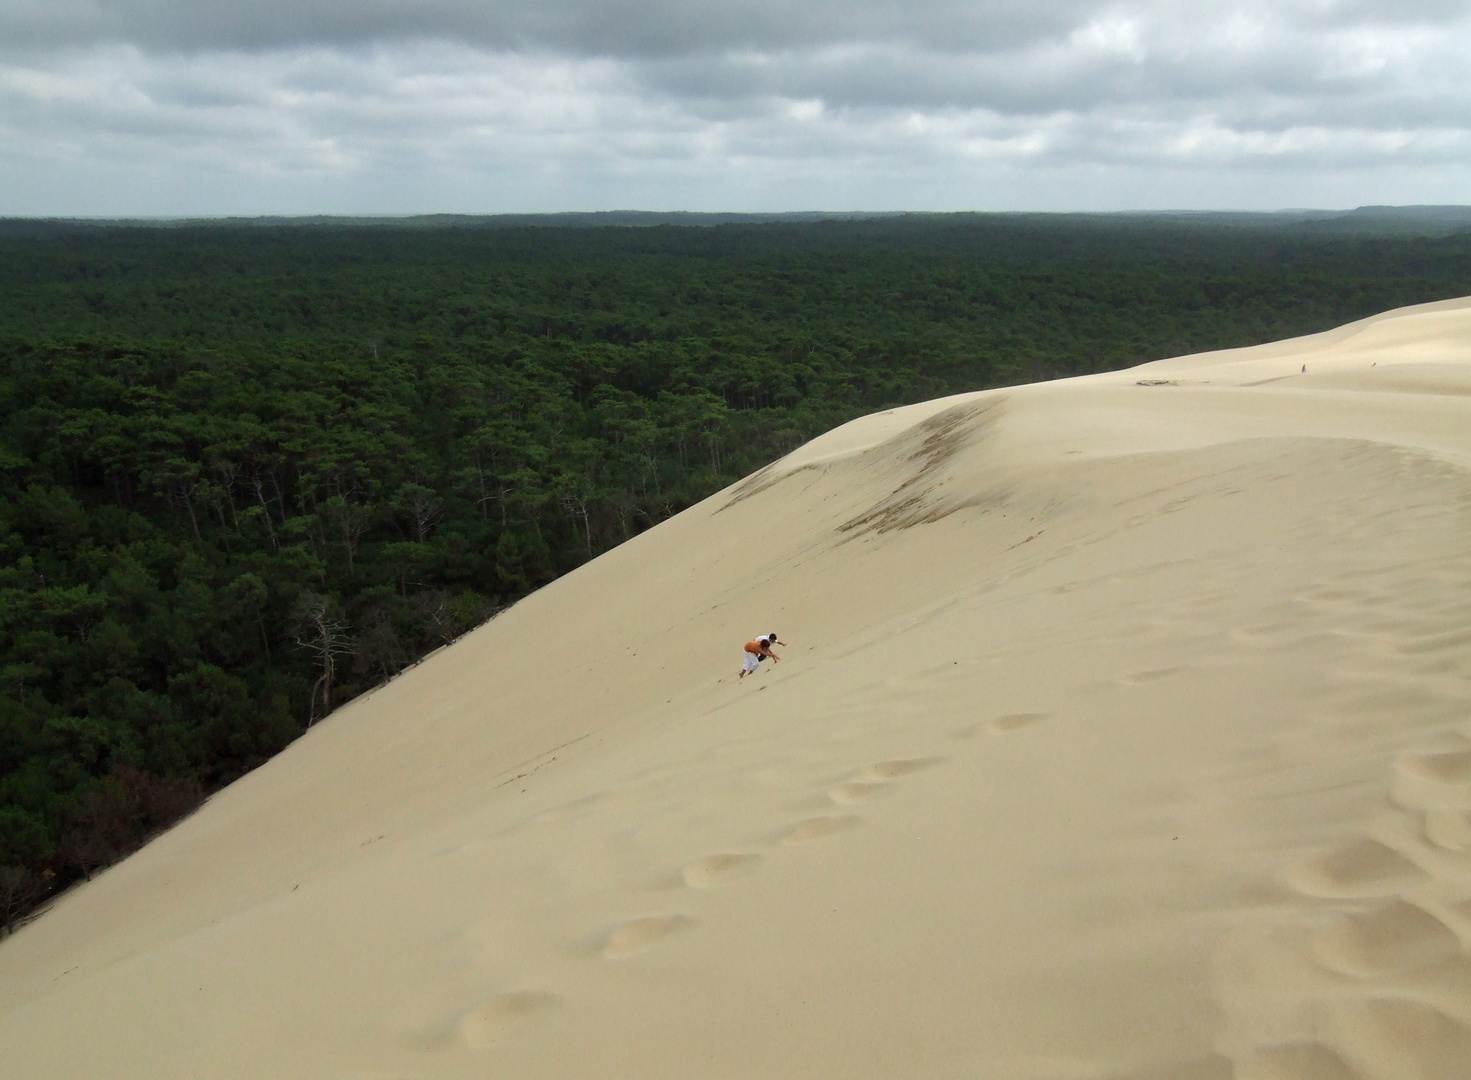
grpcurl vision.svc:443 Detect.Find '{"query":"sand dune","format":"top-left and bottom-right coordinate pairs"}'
top-left (4, 297), bottom-right (1471, 1079)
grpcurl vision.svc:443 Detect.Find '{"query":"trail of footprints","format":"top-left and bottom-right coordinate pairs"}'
top-left (457, 744), bottom-right (957, 1047)
top-left (456, 704), bottom-right (1471, 1070)
top-left (592, 755), bottom-right (947, 960)
top-left (458, 718), bottom-right (1471, 1076)
top-left (1129, 731), bottom-right (1471, 1080)
top-left (1111, 548), bottom-right (1471, 1078)
top-left (1217, 562), bottom-right (1471, 1080)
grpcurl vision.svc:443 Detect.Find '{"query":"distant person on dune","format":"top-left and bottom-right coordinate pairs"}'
top-left (739, 634), bottom-right (782, 679)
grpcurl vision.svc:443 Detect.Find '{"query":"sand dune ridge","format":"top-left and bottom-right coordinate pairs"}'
top-left (3, 297), bottom-right (1471, 1079)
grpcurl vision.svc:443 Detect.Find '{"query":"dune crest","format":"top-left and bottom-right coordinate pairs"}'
top-left (4, 297), bottom-right (1471, 1078)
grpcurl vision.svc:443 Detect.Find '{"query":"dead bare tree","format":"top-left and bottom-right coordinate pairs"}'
top-left (0, 865), bottom-right (48, 938)
top-left (55, 781), bottom-right (140, 880)
top-left (353, 607), bottom-right (406, 684)
top-left (556, 479), bottom-right (594, 557)
top-left (291, 592), bottom-right (354, 724)
top-left (395, 483), bottom-right (443, 543)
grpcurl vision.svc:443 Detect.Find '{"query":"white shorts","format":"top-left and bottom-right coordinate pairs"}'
top-left (743, 651), bottom-right (761, 673)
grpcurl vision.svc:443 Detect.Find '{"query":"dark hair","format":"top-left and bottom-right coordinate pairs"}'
top-left (767, 632), bottom-right (777, 639)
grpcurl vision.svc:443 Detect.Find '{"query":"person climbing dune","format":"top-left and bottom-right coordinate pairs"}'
top-left (753, 632), bottom-right (786, 669)
top-left (739, 634), bottom-right (781, 679)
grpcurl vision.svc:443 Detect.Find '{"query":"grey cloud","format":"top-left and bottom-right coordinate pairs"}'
top-left (636, 11), bottom-right (1471, 120)
top-left (2, 0), bottom-right (1088, 56)
top-left (2, 2), bottom-right (1471, 216)
top-left (8, 0), bottom-right (1471, 135)
top-left (1296, 0), bottom-right (1471, 27)
top-left (11, 0), bottom-right (1467, 59)
top-left (6, 36), bottom-right (1464, 166)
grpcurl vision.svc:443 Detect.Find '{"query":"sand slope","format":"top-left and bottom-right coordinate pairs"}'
top-left (4, 298), bottom-right (1471, 1080)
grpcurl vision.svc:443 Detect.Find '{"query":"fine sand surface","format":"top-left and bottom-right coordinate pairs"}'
top-left (4, 298), bottom-right (1471, 1080)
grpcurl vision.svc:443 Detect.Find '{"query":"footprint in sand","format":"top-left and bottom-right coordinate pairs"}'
top-left (781, 815), bottom-right (860, 844)
top-left (1233, 1042), bottom-right (1360, 1080)
top-left (984, 712), bottom-right (1051, 735)
top-left (681, 854), bottom-right (761, 888)
top-left (1116, 667), bottom-right (1182, 686)
top-left (1423, 808), bottom-right (1471, 852)
top-left (827, 758), bottom-right (945, 802)
top-left (1284, 838), bottom-right (1427, 899)
top-left (1326, 997), bottom-right (1471, 1080)
top-left (864, 757), bottom-right (945, 780)
top-left (1393, 954), bottom-right (1471, 1020)
top-left (1109, 1053), bottom-right (1234, 1080)
top-left (1394, 746), bottom-right (1471, 797)
top-left (828, 781), bottom-right (889, 805)
top-left (459, 991), bottom-right (560, 1047)
top-left (1311, 899), bottom-right (1463, 978)
top-left (600, 915), bottom-right (693, 958)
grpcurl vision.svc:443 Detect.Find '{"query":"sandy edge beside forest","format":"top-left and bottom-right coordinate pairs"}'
top-left (3, 297), bottom-right (1471, 1079)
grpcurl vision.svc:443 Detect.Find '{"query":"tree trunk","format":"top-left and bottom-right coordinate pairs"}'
top-left (180, 483), bottom-right (202, 543)
top-left (322, 651), bottom-right (333, 715)
top-left (252, 476), bottom-right (279, 550)
top-left (267, 468), bottom-right (287, 524)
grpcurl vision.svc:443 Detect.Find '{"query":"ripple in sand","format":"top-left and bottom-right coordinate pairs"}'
top-left (1234, 1042), bottom-right (1359, 1080)
top-left (535, 794), bottom-right (605, 822)
top-left (1396, 627), bottom-right (1471, 655)
top-left (1232, 620), bottom-right (1305, 641)
top-left (1111, 1053), bottom-right (1234, 1080)
top-left (1328, 998), bottom-right (1471, 1080)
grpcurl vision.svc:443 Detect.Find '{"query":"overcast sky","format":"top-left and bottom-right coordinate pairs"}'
top-left (2, 0), bottom-right (1469, 215)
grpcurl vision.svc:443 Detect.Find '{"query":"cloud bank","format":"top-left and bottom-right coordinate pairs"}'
top-left (2, 1), bottom-right (1469, 214)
